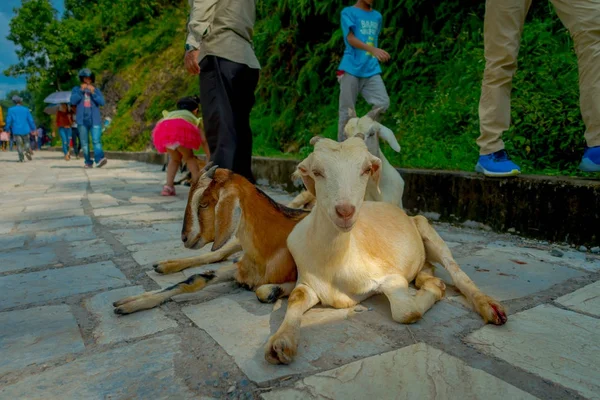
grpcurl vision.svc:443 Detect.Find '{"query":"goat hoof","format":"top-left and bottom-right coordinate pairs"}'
top-left (264, 334), bottom-right (297, 365)
top-left (476, 295), bottom-right (508, 325)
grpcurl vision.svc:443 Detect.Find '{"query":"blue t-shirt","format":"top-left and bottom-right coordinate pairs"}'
top-left (338, 6), bottom-right (383, 78)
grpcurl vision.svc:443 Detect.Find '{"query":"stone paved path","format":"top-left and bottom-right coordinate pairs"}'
top-left (0, 151), bottom-right (599, 400)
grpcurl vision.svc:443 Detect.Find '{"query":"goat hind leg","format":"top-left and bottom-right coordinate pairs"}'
top-left (154, 238), bottom-right (242, 274)
top-left (412, 216), bottom-right (507, 325)
top-left (413, 262), bottom-right (446, 315)
top-left (113, 263), bottom-right (237, 315)
top-left (255, 282), bottom-right (296, 303)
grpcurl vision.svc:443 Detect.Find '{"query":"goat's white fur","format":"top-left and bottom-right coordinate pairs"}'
top-left (343, 108), bottom-right (405, 209)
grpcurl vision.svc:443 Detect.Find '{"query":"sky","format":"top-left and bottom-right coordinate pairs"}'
top-left (0, 0), bottom-right (64, 100)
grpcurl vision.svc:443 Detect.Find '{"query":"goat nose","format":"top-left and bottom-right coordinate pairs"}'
top-left (335, 204), bottom-right (356, 219)
top-left (181, 233), bottom-right (188, 243)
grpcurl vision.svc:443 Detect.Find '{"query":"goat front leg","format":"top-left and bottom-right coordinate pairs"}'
top-left (255, 282), bottom-right (296, 303)
top-left (264, 284), bottom-right (319, 365)
top-left (412, 215), bottom-right (507, 325)
top-left (154, 238), bottom-right (242, 274)
top-left (113, 263), bottom-right (237, 315)
top-left (380, 275), bottom-right (423, 324)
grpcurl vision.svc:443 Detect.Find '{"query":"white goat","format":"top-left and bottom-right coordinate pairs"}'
top-left (287, 108), bottom-right (404, 210)
top-left (264, 137), bottom-right (507, 365)
top-left (343, 107), bottom-right (405, 209)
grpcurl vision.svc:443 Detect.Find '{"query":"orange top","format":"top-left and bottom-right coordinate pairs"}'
top-left (56, 110), bottom-right (72, 128)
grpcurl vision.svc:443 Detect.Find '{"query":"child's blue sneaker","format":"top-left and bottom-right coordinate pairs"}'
top-left (579, 146), bottom-right (600, 172)
top-left (475, 150), bottom-right (521, 177)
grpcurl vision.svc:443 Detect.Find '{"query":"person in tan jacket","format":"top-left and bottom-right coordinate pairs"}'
top-left (476, 0), bottom-right (600, 176)
top-left (183, 0), bottom-right (260, 183)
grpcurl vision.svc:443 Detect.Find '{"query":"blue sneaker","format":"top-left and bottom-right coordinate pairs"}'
top-left (475, 150), bottom-right (521, 177)
top-left (579, 146), bottom-right (600, 172)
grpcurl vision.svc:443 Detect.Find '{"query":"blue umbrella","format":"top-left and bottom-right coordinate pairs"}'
top-left (43, 91), bottom-right (72, 104)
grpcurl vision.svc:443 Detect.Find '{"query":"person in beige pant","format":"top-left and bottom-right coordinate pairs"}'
top-left (476, 0), bottom-right (600, 176)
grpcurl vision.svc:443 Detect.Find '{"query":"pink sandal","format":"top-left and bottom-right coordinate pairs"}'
top-left (161, 185), bottom-right (176, 196)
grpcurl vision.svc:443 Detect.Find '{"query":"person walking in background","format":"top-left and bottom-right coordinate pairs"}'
top-left (70, 68), bottom-right (107, 168)
top-left (56, 103), bottom-right (73, 161)
top-left (184, 0), bottom-right (260, 183)
top-left (0, 129), bottom-right (9, 151)
top-left (5, 95), bottom-right (35, 162)
top-left (30, 127), bottom-right (38, 151)
top-left (336, 0), bottom-right (391, 142)
top-left (476, 0), bottom-right (600, 176)
top-left (152, 96), bottom-right (210, 196)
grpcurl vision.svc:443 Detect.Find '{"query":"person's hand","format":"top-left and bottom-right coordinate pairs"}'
top-left (185, 50), bottom-right (201, 75)
top-left (80, 83), bottom-right (87, 91)
top-left (88, 84), bottom-right (95, 93)
top-left (371, 48), bottom-right (391, 63)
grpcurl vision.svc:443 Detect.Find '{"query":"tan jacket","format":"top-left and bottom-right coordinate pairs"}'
top-left (186, 0), bottom-right (260, 69)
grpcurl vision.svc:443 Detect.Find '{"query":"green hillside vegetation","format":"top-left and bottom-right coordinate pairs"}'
top-left (6, 0), bottom-right (590, 176)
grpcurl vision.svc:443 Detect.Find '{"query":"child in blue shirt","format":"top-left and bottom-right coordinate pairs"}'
top-left (337, 0), bottom-right (391, 141)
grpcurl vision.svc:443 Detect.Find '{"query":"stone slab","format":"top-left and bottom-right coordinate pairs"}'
top-left (434, 248), bottom-right (585, 301)
top-left (111, 223), bottom-right (181, 246)
top-left (25, 201), bottom-right (82, 213)
top-left (0, 305), bottom-right (85, 375)
top-left (161, 200), bottom-right (188, 210)
top-left (262, 343), bottom-right (537, 400)
top-left (87, 193), bottom-right (120, 208)
top-left (555, 281), bottom-right (600, 317)
top-left (68, 239), bottom-right (114, 259)
top-left (0, 261), bottom-right (130, 310)
top-left (6, 208), bottom-right (86, 223)
top-left (98, 211), bottom-right (183, 228)
top-left (131, 244), bottom-right (196, 267)
top-left (85, 286), bottom-right (177, 344)
top-left (488, 242), bottom-right (600, 272)
top-left (0, 222), bottom-right (14, 235)
top-left (183, 291), bottom-right (391, 384)
top-left (466, 304), bottom-right (600, 400)
top-left (0, 334), bottom-right (195, 399)
top-left (33, 225), bottom-right (96, 245)
top-left (129, 195), bottom-right (179, 204)
top-left (17, 215), bottom-right (92, 232)
top-left (93, 204), bottom-right (153, 217)
top-left (0, 233), bottom-right (28, 250)
top-left (0, 246), bottom-right (58, 273)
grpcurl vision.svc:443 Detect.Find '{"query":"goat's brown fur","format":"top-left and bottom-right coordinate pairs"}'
top-left (113, 166), bottom-right (309, 314)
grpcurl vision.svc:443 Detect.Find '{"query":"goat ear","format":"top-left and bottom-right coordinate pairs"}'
top-left (347, 108), bottom-right (357, 119)
top-left (295, 156), bottom-right (316, 196)
top-left (211, 188), bottom-right (241, 251)
top-left (377, 123), bottom-right (401, 153)
top-left (369, 156), bottom-right (382, 194)
top-left (367, 107), bottom-right (384, 121)
top-left (309, 136), bottom-right (323, 146)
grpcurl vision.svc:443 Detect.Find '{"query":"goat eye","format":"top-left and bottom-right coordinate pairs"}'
top-left (362, 167), bottom-right (372, 175)
top-left (312, 170), bottom-right (324, 178)
top-left (199, 203), bottom-right (208, 209)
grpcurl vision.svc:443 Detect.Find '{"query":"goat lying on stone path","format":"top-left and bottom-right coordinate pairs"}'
top-left (287, 109), bottom-right (404, 210)
top-left (113, 163), bottom-right (309, 314)
top-left (264, 137), bottom-right (507, 365)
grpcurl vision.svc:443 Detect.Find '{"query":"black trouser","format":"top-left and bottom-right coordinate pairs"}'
top-left (72, 126), bottom-right (81, 155)
top-left (200, 55), bottom-right (259, 183)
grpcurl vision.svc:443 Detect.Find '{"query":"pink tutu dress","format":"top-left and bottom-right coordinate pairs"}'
top-left (152, 109), bottom-right (203, 153)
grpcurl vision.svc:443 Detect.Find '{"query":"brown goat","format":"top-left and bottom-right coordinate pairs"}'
top-left (113, 164), bottom-right (309, 314)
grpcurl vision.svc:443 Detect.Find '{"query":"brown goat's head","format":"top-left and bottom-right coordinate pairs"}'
top-left (181, 163), bottom-right (242, 251)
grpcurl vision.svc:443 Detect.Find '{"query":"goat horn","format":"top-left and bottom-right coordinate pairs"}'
top-left (203, 165), bottom-right (219, 179)
top-left (309, 136), bottom-right (323, 146)
top-left (201, 161), bottom-right (214, 172)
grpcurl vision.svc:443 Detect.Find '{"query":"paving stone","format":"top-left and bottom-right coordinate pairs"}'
top-left (183, 291), bottom-right (392, 384)
top-left (26, 201), bottom-right (82, 213)
top-left (98, 211), bottom-right (183, 227)
top-left (85, 286), bottom-right (177, 344)
top-left (17, 215), bottom-right (92, 232)
top-left (131, 243), bottom-right (197, 267)
top-left (129, 195), bottom-right (179, 204)
top-left (0, 246), bottom-right (58, 273)
top-left (555, 281), bottom-right (600, 317)
top-left (0, 222), bottom-right (14, 235)
top-left (488, 242), bottom-right (600, 272)
top-left (93, 204), bottom-right (153, 217)
top-left (0, 261), bottom-right (130, 310)
top-left (434, 248), bottom-right (585, 301)
top-left (0, 233), bottom-right (28, 250)
top-left (0, 335), bottom-right (195, 399)
top-left (6, 208), bottom-right (86, 223)
top-left (68, 239), bottom-right (114, 259)
top-left (88, 193), bottom-right (120, 208)
top-left (111, 223), bottom-right (181, 246)
top-left (161, 200), bottom-right (188, 210)
top-left (0, 305), bottom-right (85, 375)
top-left (33, 225), bottom-right (96, 245)
top-left (466, 304), bottom-right (600, 400)
top-left (262, 343), bottom-right (537, 400)
top-left (435, 227), bottom-right (487, 244)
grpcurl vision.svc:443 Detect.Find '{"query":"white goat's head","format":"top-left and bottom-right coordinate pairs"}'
top-left (294, 136), bottom-right (381, 232)
top-left (343, 108), bottom-right (401, 157)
